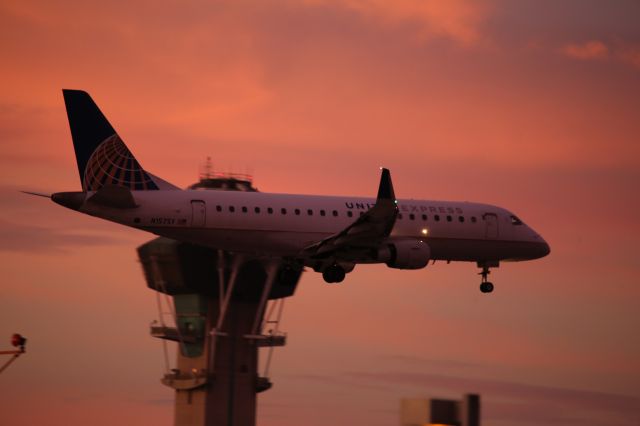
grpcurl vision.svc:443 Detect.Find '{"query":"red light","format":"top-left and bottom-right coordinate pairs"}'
top-left (11, 334), bottom-right (25, 348)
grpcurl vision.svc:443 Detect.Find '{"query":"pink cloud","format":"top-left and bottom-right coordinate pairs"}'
top-left (561, 40), bottom-right (609, 60)
top-left (561, 39), bottom-right (640, 71)
top-left (307, 0), bottom-right (489, 45)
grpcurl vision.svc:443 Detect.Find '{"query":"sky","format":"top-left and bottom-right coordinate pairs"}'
top-left (0, 0), bottom-right (639, 425)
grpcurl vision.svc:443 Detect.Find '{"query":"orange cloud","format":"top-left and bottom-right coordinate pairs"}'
top-left (561, 40), bottom-right (609, 60)
top-left (560, 39), bottom-right (640, 71)
top-left (307, 0), bottom-right (489, 45)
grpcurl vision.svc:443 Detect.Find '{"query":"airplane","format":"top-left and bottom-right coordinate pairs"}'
top-left (30, 89), bottom-right (550, 293)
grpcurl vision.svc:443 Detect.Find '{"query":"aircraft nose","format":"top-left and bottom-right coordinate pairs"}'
top-left (528, 229), bottom-right (550, 259)
top-left (531, 235), bottom-right (550, 259)
top-left (540, 240), bottom-right (551, 258)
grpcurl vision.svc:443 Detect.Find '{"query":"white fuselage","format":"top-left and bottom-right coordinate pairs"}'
top-left (54, 89), bottom-right (549, 289)
top-left (78, 189), bottom-right (549, 263)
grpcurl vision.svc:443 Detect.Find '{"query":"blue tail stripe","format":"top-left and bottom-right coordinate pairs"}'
top-left (63, 90), bottom-right (116, 184)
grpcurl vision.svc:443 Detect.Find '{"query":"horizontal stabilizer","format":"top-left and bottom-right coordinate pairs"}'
top-left (20, 190), bottom-right (51, 198)
top-left (87, 184), bottom-right (138, 209)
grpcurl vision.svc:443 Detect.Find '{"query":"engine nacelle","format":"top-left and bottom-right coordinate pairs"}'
top-left (378, 239), bottom-right (431, 270)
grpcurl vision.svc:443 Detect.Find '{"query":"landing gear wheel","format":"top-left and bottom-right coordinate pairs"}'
top-left (478, 264), bottom-right (495, 294)
top-left (322, 264), bottom-right (346, 284)
top-left (480, 282), bottom-right (494, 293)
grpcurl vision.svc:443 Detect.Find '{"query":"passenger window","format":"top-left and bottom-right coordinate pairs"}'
top-left (268, 207), bottom-right (273, 214)
top-left (398, 214), bottom-right (403, 220)
top-left (422, 214), bottom-right (427, 221)
top-left (332, 210), bottom-right (338, 217)
top-left (359, 211), bottom-right (364, 217)
top-left (229, 206), bottom-right (235, 213)
top-left (281, 208), bottom-right (287, 215)
top-left (242, 206), bottom-right (247, 213)
top-left (459, 216), bottom-right (464, 223)
top-left (307, 209), bottom-right (313, 216)
top-left (434, 214), bottom-right (440, 221)
top-left (295, 209), bottom-right (300, 215)
top-left (320, 210), bottom-right (326, 216)
top-left (446, 215), bottom-right (452, 222)
top-left (409, 214), bottom-right (415, 220)
top-left (347, 211), bottom-right (353, 217)
top-left (471, 216), bottom-right (477, 223)
top-left (254, 207), bottom-right (261, 213)
top-left (216, 205), bottom-right (222, 212)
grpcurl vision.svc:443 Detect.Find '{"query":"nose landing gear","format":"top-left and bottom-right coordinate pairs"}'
top-left (478, 264), bottom-right (494, 293)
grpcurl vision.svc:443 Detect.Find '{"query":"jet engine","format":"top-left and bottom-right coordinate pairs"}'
top-left (379, 239), bottom-right (430, 270)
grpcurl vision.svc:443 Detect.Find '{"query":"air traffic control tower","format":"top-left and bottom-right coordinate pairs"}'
top-left (138, 167), bottom-right (303, 426)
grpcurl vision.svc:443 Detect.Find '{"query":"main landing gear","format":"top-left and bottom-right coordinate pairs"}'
top-left (322, 264), bottom-right (346, 284)
top-left (478, 264), bottom-right (494, 294)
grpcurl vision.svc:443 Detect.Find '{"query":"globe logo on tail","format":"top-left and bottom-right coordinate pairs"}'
top-left (82, 134), bottom-right (159, 191)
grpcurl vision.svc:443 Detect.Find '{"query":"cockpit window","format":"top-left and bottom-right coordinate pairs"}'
top-left (511, 215), bottom-right (523, 225)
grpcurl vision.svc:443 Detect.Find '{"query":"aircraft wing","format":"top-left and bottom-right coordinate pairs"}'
top-left (301, 168), bottom-right (398, 260)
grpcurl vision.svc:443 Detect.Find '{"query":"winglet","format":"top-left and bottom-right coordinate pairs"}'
top-left (376, 168), bottom-right (396, 201)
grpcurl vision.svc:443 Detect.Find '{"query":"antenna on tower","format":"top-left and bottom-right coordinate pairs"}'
top-left (201, 156), bottom-right (213, 180)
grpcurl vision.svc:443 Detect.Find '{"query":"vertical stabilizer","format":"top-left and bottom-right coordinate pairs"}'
top-left (62, 89), bottom-right (161, 191)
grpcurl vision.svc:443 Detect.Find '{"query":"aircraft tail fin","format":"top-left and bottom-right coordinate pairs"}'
top-left (62, 89), bottom-right (177, 191)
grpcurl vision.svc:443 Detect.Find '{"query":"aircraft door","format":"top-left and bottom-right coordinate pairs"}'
top-left (483, 213), bottom-right (499, 239)
top-left (191, 200), bottom-right (206, 227)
